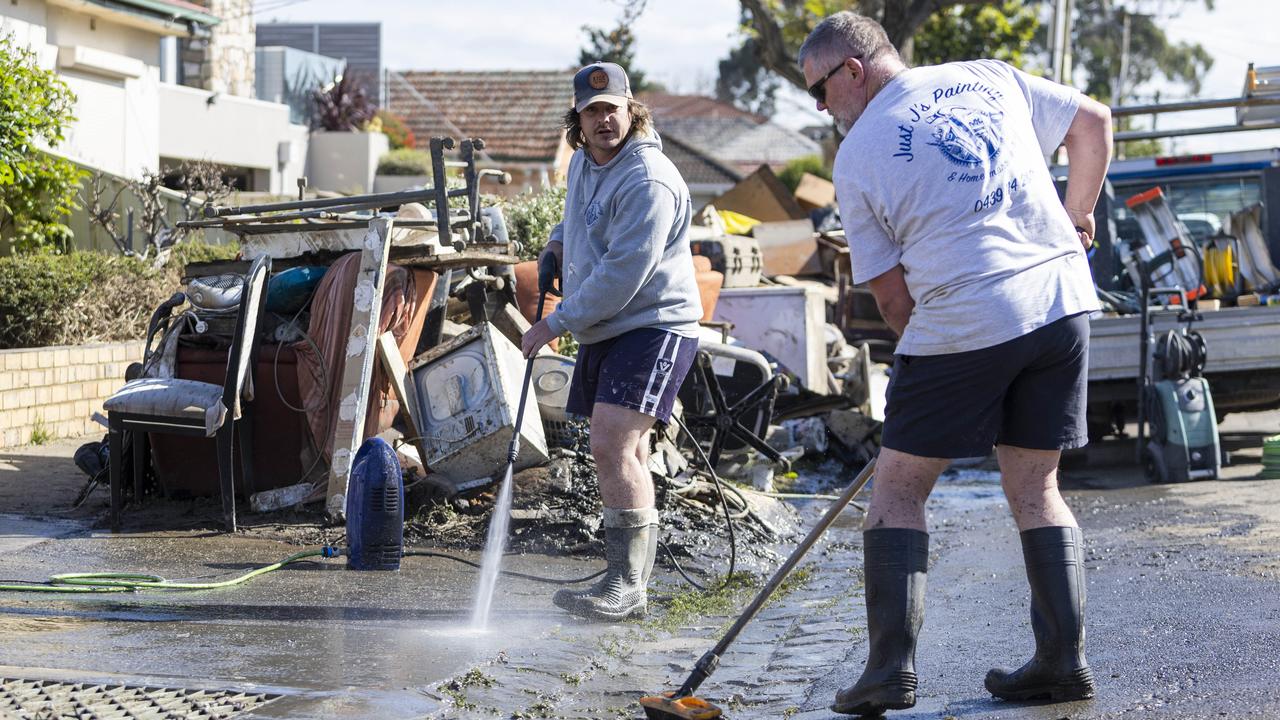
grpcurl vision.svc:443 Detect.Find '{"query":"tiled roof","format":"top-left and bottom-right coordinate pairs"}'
top-left (640, 92), bottom-right (765, 123)
top-left (659, 134), bottom-right (742, 187)
top-left (388, 70), bottom-right (573, 163)
top-left (657, 116), bottom-right (822, 172)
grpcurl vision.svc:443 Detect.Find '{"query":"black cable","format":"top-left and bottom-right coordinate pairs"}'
top-left (402, 550), bottom-right (604, 585)
top-left (659, 541), bottom-right (709, 592)
top-left (672, 413), bottom-right (738, 588)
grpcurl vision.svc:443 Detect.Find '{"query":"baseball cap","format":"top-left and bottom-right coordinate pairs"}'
top-left (573, 62), bottom-right (633, 113)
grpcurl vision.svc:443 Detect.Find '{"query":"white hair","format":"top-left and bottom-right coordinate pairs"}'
top-left (797, 11), bottom-right (897, 69)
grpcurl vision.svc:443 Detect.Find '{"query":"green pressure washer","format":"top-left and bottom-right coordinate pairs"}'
top-left (1137, 286), bottom-right (1221, 483)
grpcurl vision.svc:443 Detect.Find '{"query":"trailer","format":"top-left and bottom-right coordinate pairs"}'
top-left (1079, 140), bottom-right (1280, 436)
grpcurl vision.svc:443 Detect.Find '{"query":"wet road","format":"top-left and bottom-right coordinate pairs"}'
top-left (0, 411), bottom-right (1278, 718)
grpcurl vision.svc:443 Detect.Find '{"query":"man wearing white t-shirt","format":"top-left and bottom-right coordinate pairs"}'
top-left (798, 12), bottom-right (1112, 716)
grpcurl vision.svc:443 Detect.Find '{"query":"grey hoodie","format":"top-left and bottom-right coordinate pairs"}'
top-left (544, 130), bottom-right (702, 345)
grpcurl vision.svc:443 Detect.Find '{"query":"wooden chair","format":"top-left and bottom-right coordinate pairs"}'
top-left (104, 256), bottom-right (271, 532)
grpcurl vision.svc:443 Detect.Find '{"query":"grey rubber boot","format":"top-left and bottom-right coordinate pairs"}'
top-left (642, 514), bottom-right (659, 585)
top-left (553, 507), bottom-right (657, 621)
top-left (985, 526), bottom-right (1097, 702)
top-left (833, 528), bottom-right (929, 716)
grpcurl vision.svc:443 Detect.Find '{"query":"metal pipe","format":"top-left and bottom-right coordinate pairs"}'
top-left (204, 186), bottom-right (445, 217)
top-left (1112, 95), bottom-right (1280, 117)
top-left (673, 457), bottom-right (876, 699)
top-left (1115, 119), bottom-right (1280, 142)
top-left (430, 137), bottom-right (455, 249)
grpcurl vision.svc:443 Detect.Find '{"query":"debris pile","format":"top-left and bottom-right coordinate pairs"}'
top-left (88, 140), bottom-right (885, 569)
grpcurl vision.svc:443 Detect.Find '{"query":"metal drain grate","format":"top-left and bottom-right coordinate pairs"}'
top-left (0, 677), bottom-right (280, 719)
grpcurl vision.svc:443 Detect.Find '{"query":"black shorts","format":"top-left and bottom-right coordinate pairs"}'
top-left (565, 328), bottom-right (698, 423)
top-left (881, 313), bottom-right (1090, 458)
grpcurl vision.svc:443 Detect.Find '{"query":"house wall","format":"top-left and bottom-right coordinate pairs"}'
top-left (2, 1), bottom-right (307, 202)
top-left (306, 131), bottom-right (388, 195)
top-left (180, 0), bottom-right (254, 97)
top-left (158, 83), bottom-right (309, 193)
top-left (0, 341), bottom-right (144, 449)
top-left (3, 1), bottom-right (163, 177)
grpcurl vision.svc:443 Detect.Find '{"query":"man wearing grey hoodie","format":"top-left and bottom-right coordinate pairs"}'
top-left (521, 62), bottom-right (703, 621)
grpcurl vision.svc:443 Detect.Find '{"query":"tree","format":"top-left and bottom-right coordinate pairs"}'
top-left (913, 1), bottom-right (1039, 68)
top-left (1063, 0), bottom-right (1213, 105)
top-left (735, 0), bottom-right (1005, 91)
top-left (0, 34), bottom-right (86, 254)
top-left (715, 36), bottom-right (782, 117)
top-left (83, 160), bottom-right (233, 264)
top-left (577, 0), bottom-right (658, 92)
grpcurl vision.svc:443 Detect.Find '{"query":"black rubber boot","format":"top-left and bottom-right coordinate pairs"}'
top-left (832, 528), bottom-right (929, 716)
top-left (985, 526), bottom-right (1097, 702)
top-left (553, 507), bottom-right (656, 621)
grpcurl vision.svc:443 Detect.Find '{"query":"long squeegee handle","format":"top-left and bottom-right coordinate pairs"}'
top-left (507, 291), bottom-right (548, 463)
top-left (674, 455), bottom-right (878, 699)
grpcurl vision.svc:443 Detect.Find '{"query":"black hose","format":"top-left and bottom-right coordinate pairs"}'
top-left (672, 413), bottom-right (738, 589)
top-left (402, 550), bottom-right (603, 585)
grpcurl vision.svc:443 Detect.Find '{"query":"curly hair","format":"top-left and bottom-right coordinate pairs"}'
top-left (562, 100), bottom-right (655, 151)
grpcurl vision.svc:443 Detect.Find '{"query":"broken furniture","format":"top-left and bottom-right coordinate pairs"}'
top-left (103, 255), bottom-right (271, 532)
top-left (149, 343), bottom-right (307, 499)
top-left (677, 341), bottom-right (789, 471)
top-left (179, 137), bottom-right (516, 520)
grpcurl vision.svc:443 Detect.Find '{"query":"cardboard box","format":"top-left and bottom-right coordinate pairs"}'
top-left (752, 219), bottom-right (822, 277)
top-left (793, 173), bottom-right (836, 212)
top-left (703, 164), bottom-right (807, 222)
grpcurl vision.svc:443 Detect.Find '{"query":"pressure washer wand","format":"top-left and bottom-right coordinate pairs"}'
top-left (641, 456), bottom-right (878, 719)
top-left (507, 290), bottom-right (548, 464)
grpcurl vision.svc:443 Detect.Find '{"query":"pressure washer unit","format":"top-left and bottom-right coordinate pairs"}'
top-left (1137, 287), bottom-right (1221, 484)
top-left (346, 437), bottom-right (405, 570)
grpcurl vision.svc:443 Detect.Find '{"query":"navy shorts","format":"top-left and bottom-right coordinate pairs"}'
top-left (881, 313), bottom-right (1090, 458)
top-left (565, 328), bottom-right (698, 423)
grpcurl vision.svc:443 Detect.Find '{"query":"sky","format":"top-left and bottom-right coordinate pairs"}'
top-left (254, 0), bottom-right (1280, 154)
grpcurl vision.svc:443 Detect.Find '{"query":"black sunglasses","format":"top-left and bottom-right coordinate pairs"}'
top-left (807, 55), bottom-right (862, 104)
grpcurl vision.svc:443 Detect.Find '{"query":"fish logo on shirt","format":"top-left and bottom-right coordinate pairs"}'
top-left (585, 200), bottom-right (603, 226)
top-left (926, 107), bottom-right (1003, 167)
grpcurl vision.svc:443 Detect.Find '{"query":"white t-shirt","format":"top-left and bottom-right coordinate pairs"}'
top-left (834, 59), bottom-right (1100, 356)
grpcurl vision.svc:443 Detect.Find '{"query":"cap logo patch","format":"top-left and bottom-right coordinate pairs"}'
top-left (589, 69), bottom-right (609, 89)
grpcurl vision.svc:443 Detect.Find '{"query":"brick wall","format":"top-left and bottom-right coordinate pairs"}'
top-left (0, 341), bottom-right (143, 449)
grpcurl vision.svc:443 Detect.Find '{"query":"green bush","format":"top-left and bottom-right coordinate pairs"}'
top-left (777, 155), bottom-right (831, 194)
top-left (0, 240), bottom-right (239, 349)
top-left (377, 149), bottom-right (432, 176)
top-left (375, 110), bottom-right (415, 150)
top-left (501, 186), bottom-right (567, 260)
top-left (0, 34), bottom-right (86, 253)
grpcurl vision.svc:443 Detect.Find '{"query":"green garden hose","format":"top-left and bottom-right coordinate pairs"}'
top-left (0, 547), bottom-right (338, 594)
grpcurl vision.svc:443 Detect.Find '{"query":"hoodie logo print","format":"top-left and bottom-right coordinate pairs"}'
top-left (585, 200), bottom-right (603, 226)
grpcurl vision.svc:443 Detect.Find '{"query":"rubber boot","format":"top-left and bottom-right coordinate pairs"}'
top-left (553, 507), bottom-right (657, 621)
top-left (642, 513), bottom-right (659, 585)
top-left (985, 526), bottom-right (1097, 702)
top-left (832, 528), bottom-right (929, 716)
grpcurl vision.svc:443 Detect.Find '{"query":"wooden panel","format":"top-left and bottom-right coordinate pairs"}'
top-left (324, 217), bottom-right (393, 520)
